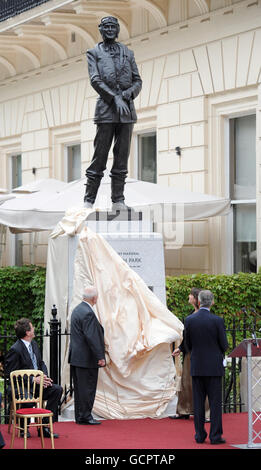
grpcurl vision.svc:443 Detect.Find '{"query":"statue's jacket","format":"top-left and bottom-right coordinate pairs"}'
top-left (87, 42), bottom-right (142, 123)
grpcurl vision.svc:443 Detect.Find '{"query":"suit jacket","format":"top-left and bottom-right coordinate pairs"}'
top-left (5, 339), bottom-right (48, 395)
top-left (87, 42), bottom-right (142, 123)
top-left (178, 310), bottom-right (195, 355)
top-left (68, 301), bottom-right (105, 369)
top-left (185, 308), bottom-right (228, 376)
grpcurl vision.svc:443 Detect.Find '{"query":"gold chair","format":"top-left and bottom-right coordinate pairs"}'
top-left (10, 369), bottom-right (55, 449)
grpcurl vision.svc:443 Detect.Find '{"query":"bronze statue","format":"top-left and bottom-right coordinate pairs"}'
top-left (84, 16), bottom-right (142, 210)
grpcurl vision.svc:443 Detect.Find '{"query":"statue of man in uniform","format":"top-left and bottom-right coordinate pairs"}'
top-left (84, 16), bottom-right (142, 210)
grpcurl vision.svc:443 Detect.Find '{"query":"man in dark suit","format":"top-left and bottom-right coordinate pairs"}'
top-left (185, 290), bottom-right (228, 444)
top-left (69, 286), bottom-right (106, 425)
top-left (5, 318), bottom-right (62, 438)
top-left (84, 16), bottom-right (142, 210)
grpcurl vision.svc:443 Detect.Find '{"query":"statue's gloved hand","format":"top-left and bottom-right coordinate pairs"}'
top-left (122, 89), bottom-right (132, 101)
top-left (114, 95), bottom-right (130, 116)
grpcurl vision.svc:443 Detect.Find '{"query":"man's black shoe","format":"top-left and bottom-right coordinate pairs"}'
top-left (38, 427), bottom-right (59, 438)
top-left (77, 418), bottom-right (101, 425)
top-left (195, 431), bottom-right (207, 443)
top-left (20, 430), bottom-right (31, 438)
top-left (210, 438), bottom-right (226, 445)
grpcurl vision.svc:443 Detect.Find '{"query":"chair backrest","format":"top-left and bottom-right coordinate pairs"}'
top-left (10, 369), bottom-right (44, 411)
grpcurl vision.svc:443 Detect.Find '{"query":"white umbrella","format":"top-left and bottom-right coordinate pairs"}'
top-left (0, 178), bottom-right (69, 232)
top-left (0, 179), bottom-right (67, 208)
top-left (0, 187), bottom-right (14, 205)
top-left (0, 194), bottom-right (16, 205)
top-left (12, 178), bottom-right (68, 193)
top-left (0, 174), bottom-right (230, 233)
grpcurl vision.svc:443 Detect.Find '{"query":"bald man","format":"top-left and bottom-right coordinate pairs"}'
top-left (69, 287), bottom-right (106, 425)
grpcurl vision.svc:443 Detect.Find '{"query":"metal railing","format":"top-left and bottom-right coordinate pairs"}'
top-left (0, 306), bottom-right (260, 423)
top-left (0, 0), bottom-right (51, 23)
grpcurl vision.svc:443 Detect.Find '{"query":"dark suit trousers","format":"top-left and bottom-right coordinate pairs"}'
top-left (85, 123), bottom-right (134, 203)
top-left (71, 366), bottom-right (98, 423)
top-left (192, 376), bottom-right (223, 443)
top-left (42, 384), bottom-right (63, 423)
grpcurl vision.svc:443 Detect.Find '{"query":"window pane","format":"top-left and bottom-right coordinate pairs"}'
top-left (11, 155), bottom-right (22, 189)
top-left (67, 144), bottom-right (81, 182)
top-left (232, 114), bottom-right (256, 199)
top-left (138, 133), bottom-right (157, 183)
top-left (234, 204), bottom-right (256, 273)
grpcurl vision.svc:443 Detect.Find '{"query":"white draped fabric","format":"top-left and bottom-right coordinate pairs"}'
top-left (45, 208), bottom-right (184, 419)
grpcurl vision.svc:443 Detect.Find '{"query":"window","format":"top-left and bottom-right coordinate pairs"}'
top-left (137, 132), bottom-right (157, 183)
top-left (229, 114), bottom-right (256, 273)
top-left (65, 144), bottom-right (81, 182)
top-left (11, 154), bottom-right (22, 189)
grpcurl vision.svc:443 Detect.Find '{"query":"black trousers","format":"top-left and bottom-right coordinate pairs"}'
top-left (42, 383), bottom-right (63, 423)
top-left (85, 122), bottom-right (134, 203)
top-left (192, 376), bottom-right (223, 443)
top-left (71, 366), bottom-right (98, 423)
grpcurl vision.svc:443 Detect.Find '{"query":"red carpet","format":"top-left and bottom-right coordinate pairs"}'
top-left (0, 413), bottom-right (250, 450)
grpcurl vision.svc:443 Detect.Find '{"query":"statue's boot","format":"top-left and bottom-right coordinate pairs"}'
top-left (111, 176), bottom-right (131, 211)
top-left (83, 177), bottom-right (101, 208)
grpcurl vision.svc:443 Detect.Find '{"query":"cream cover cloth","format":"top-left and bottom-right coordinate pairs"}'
top-left (50, 208), bottom-right (184, 419)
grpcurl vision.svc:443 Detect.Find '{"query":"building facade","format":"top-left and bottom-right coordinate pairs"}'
top-left (0, 0), bottom-right (260, 275)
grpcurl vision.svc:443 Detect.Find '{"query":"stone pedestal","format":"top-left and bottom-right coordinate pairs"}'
top-left (68, 209), bottom-right (166, 305)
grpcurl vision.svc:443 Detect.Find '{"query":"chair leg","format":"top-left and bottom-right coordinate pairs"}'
top-left (49, 418), bottom-right (55, 450)
top-left (8, 403), bottom-right (13, 434)
top-left (10, 415), bottom-right (16, 449)
top-left (39, 418), bottom-right (44, 449)
top-left (24, 417), bottom-right (27, 450)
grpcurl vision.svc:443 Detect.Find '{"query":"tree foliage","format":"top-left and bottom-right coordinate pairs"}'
top-left (0, 265), bottom-right (46, 341)
top-left (166, 272), bottom-right (261, 319)
top-left (166, 272), bottom-right (261, 352)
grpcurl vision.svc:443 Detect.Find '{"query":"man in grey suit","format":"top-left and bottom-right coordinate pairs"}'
top-left (184, 290), bottom-right (228, 444)
top-left (84, 16), bottom-right (142, 210)
top-left (68, 286), bottom-right (106, 425)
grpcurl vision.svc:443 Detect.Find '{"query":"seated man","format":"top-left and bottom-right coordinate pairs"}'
top-left (5, 318), bottom-right (62, 438)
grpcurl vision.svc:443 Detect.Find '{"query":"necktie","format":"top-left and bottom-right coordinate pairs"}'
top-left (28, 343), bottom-right (37, 370)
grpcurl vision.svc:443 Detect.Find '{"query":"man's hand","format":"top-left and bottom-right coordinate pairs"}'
top-left (34, 375), bottom-right (53, 388)
top-left (114, 95), bottom-right (130, 116)
top-left (98, 359), bottom-right (106, 367)
top-left (172, 348), bottom-right (181, 357)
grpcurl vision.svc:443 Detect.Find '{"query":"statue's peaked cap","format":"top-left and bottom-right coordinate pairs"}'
top-left (99, 16), bottom-right (119, 26)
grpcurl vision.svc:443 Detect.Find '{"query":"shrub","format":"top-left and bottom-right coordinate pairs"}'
top-left (0, 265), bottom-right (46, 345)
top-left (166, 272), bottom-right (261, 351)
top-left (166, 272), bottom-right (261, 318)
